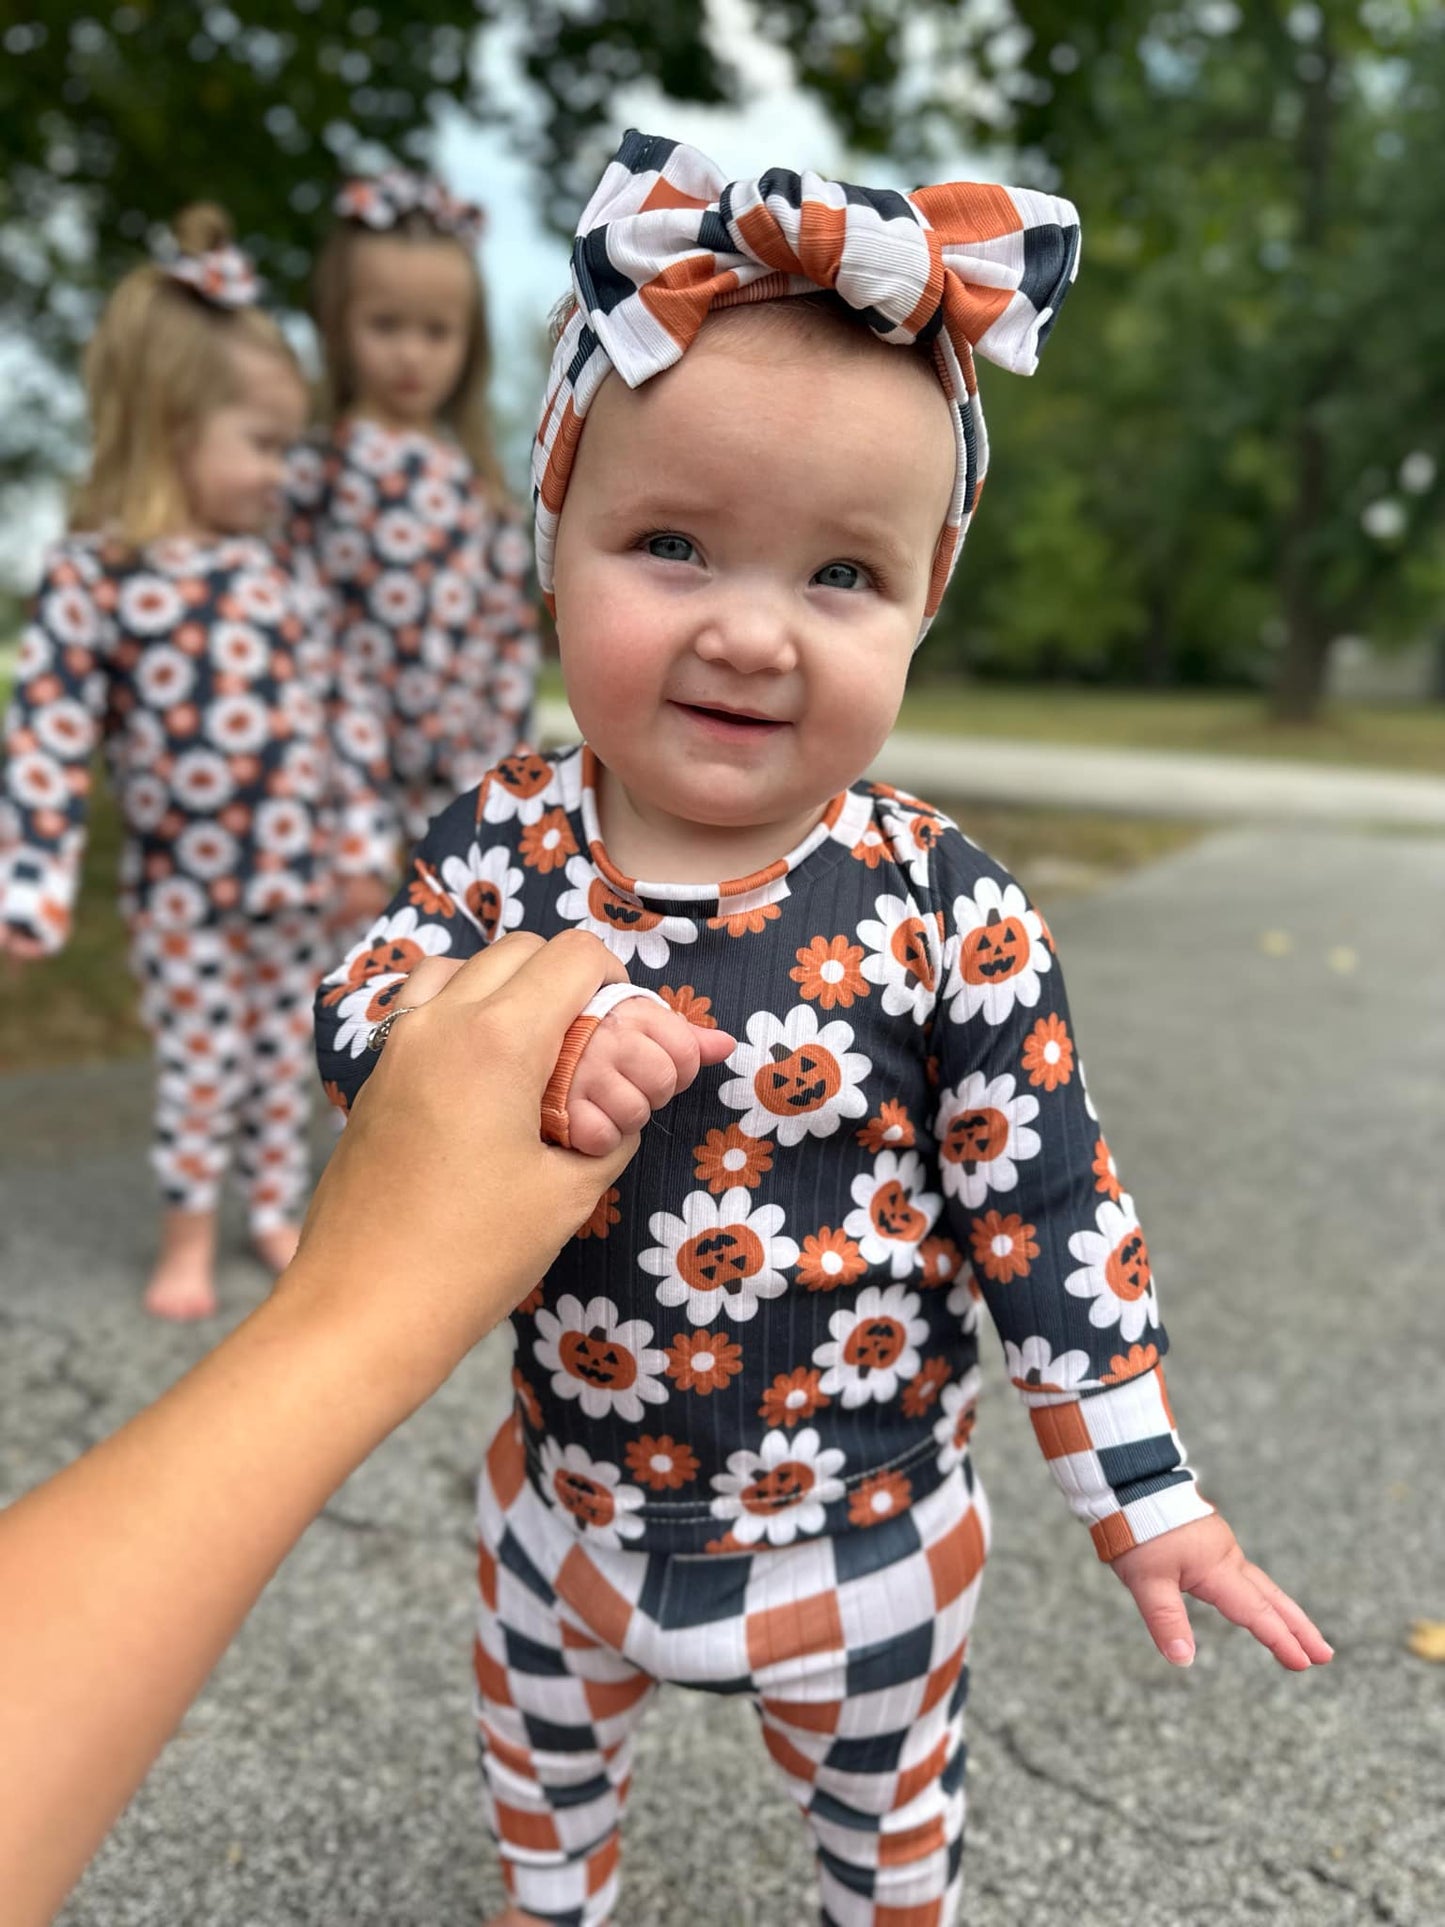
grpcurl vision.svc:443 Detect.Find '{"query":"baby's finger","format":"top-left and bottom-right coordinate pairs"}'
top-left (1239, 1563), bottom-right (1334, 1665)
top-left (577, 1067), bottom-right (654, 1139)
top-left (604, 1031), bottom-right (685, 1112)
top-left (565, 1095), bottom-right (625, 1159)
top-left (1189, 1566), bottom-right (1315, 1671)
top-left (695, 1027), bottom-right (738, 1066)
top-left (1125, 1572), bottom-right (1196, 1666)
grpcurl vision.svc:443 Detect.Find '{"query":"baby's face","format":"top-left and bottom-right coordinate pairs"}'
top-left (552, 324), bottom-right (955, 854)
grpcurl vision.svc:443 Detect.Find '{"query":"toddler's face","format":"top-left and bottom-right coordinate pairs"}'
top-left (344, 236), bottom-right (473, 430)
top-left (552, 324), bottom-right (955, 856)
top-left (180, 347), bottom-right (306, 537)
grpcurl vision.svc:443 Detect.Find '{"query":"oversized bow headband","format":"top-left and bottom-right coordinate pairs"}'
top-left (533, 128), bottom-right (1081, 638)
top-left (157, 241), bottom-right (263, 311)
top-left (335, 169), bottom-right (486, 248)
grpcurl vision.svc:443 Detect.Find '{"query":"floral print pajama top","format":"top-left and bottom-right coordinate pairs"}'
top-left (285, 421), bottom-right (540, 831)
top-left (0, 533), bottom-right (393, 952)
top-left (315, 745), bottom-right (1212, 1562)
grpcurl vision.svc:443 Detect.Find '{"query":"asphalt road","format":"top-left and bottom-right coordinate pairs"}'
top-left (2, 824), bottom-right (1441, 1926)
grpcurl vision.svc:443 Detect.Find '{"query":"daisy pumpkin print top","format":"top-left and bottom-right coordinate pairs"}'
top-left (284, 420), bottom-right (539, 804)
top-left (315, 746), bottom-right (1214, 1561)
top-left (0, 533), bottom-right (393, 953)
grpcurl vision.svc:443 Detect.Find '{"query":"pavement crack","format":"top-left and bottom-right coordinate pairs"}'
top-left (1257, 1853), bottom-right (1405, 1924)
top-left (971, 1714), bottom-right (1223, 1848)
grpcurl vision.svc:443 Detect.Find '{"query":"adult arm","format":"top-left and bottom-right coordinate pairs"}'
top-left (0, 929), bottom-right (645, 1927)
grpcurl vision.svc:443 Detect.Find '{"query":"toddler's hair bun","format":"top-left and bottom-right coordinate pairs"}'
top-left (170, 202), bottom-right (235, 254)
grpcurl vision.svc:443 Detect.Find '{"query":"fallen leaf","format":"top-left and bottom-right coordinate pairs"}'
top-left (1327, 945), bottom-right (1359, 975)
top-left (1406, 1619), bottom-right (1445, 1662)
top-left (1259, 929), bottom-right (1294, 957)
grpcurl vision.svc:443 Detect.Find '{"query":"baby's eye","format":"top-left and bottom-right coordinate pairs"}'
top-left (813, 561), bottom-right (863, 591)
top-left (645, 533), bottom-right (697, 564)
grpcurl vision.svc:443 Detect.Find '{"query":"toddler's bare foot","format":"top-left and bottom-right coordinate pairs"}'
top-left (144, 1208), bottom-right (219, 1321)
top-left (251, 1222), bottom-right (303, 1274)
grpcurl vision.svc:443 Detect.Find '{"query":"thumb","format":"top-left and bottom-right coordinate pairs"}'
top-left (1125, 1574), bottom-right (1196, 1667)
top-left (695, 1028), bottom-right (738, 1066)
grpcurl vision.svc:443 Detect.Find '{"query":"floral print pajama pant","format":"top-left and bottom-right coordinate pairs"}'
top-left (475, 1416), bottom-right (990, 1926)
top-left (127, 910), bottom-right (327, 1231)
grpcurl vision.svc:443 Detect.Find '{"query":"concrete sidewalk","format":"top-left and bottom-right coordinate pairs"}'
top-left (2, 826), bottom-right (1442, 1925)
top-left (536, 697), bottom-right (1445, 826)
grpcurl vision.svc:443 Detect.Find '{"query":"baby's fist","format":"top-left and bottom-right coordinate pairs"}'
top-left (546, 990), bottom-right (735, 1155)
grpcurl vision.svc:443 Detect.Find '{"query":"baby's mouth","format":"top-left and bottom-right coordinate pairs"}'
top-left (674, 701), bottom-right (787, 731)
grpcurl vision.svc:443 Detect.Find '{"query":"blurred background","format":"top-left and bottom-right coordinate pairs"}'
top-left (4, 1), bottom-right (1445, 1070)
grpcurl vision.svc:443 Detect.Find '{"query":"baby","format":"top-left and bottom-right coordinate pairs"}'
top-left (316, 131), bottom-right (1329, 1927)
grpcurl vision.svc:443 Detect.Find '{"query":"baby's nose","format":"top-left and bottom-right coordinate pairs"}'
top-left (694, 595), bottom-right (797, 674)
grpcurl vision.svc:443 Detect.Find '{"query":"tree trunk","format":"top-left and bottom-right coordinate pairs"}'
top-left (1272, 418), bottom-right (1332, 723)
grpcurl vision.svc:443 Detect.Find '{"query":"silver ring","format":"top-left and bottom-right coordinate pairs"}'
top-left (366, 1005), bottom-right (417, 1052)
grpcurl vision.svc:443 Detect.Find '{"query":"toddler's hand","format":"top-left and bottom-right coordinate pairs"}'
top-left (560, 993), bottom-right (736, 1156)
top-left (330, 873), bottom-right (391, 935)
top-left (1112, 1512), bottom-right (1333, 1672)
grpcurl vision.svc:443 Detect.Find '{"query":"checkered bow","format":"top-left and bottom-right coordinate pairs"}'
top-left (533, 128), bottom-right (1082, 635)
top-left (335, 169), bottom-right (486, 247)
top-left (158, 242), bottom-right (263, 310)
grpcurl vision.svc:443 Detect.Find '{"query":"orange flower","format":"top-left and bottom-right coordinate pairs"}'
top-left (758, 1367), bottom-right (831, 1429)
top-left (848, 1469), bottom-right (913, 1528)
top-left (704, 1531), bottom-right (749, 1555)
top-left (666, 1330), bottom-right (744, 1394)
top-left (797, 1227), bottom-right (866, 1291)
top-left (1021, 1013), bottom-right (1074, 1090)
top-left (850, 827), bottom-right (889, 868)
top-left (1101, 1343), bottom-right (1159, 1385)
top-left (1092, 1137), bottom-right (1122, 1201)
top-left (901, 1357), bottom-right (952, 1418)
top-left (969, 1211), bottom-right (1039, 1283)
top-left (693, 1124), bottom-right (774, 1193)
top-left (575, 1185), bottom-right (621, 1240)
top-left (322, 1079), bottom-right (350, 1116)
top-left (659, 984), bottom-right (718, 1028)
top-left (790, 934), bottom-right (869, 1009)
top-left (708, 901), bottom-right (783, 938)
top-left (625, 1434), bottom-right (700, 1491)
top-left (918, 1236), bottom-right (966, 1289)
top-left (515, 1281), bottom-right (544, 1315)
top-left (519, 807), bottom-right (578, 873)
top-left (856, 1100), bottom-right (915, 1153)
top-left (407, 862), bottom-right (454, 918)
top-left (511, 1368), bottom-right (543, 1430)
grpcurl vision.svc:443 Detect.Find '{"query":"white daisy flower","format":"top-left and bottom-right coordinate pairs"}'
top-left (945, 1271), bottom-right (983, 1335)
top-left (170, 747), bottom-right (234, 813)
top-left (709, 1427), bottom-right (846, 1547)
top-left (118, 575), bottom-right (184, 636)
top-left (253, 798), bottom-right (311, 857)
top-left (1002, 1335), bottom-right (1098, 1402)
top-left (480, 749), bottom-right (561, 827)
top-left (374, 507), bottom-right (430, 565)
top-left (209, 620), bottom-right (270, 679)
top-left (935, 1071), bottom-right (1041, 1208)
top-left (347, 621), bottom-right (395, 679)
top-left (413, 477), bottom-right (457, 528)
top-left (40, 588), bottom-right (100, 652)
top-left (333, 468), bottom-right (378, 523)
top-left (281, 742), bottom-right (326, 801)
top-left (204, 693), bottom-right (270, 756)
top-left (149, 876), bottom-right (208, 930)
top-left (175, 822), bottom-right (238, 880)
top-left (858, 893), bottom-right (943, 1024)
top-left (323, 526), bottom-right (371, 582)
top-left (15, 624), bottom-right (55, 680)
top-left (229, 573), bottom-right (286, 626)
top-left (126, 771), bottom-right (170, 832)
top-left (134, 645), bottom-right (195, 708)
top-left (394, 664), bottom-right (438, 719)
top-left (32, 699), bottom-right (94, 761)
top-left (532, 1294), bottom-right (669, 1422)
top-left (7, 750), bottom-right (68, 812)
top-left (326, 908), bottom-right (455, 1055)
top-left (878, 799), bottom-right (953, 887)
top-left (813, 1284), bottom-right (929, 1408)
top-left (555, 853), bottom-right (697, 969)
top-left (842, 1150), bottom-right (941, 1278)
top-left (538, 1439), bottom-right (646, 1548)
top-left (639, 1186), bottom-right (798, 1324)
top-left (1065, 1194), bottom-right (1160, 1344)
top-left (372, 570), bottom-right (425, 627)
top-left (944, 877), bottom-right (1051, 1028)
top-left (933, 1367), bottom-right (983, 1473)
top-left (436, 844), bottom-right (526, 944)
top-left (718, 1004), bottom-right (870, 1147)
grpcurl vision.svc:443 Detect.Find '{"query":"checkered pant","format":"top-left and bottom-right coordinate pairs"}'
top-left (475, 1417), bottom-right (990, 1926)
top-left (127, 911), bottom-right (327, 1230)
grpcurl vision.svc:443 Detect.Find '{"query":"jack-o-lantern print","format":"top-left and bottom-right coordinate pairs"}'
top-left (439, 844), bottom-right (523, 945)
top-left (719, 1006), bottom-right (870, 1147)
top-left (945, 876), bottom-right (1050, 1028)
top-left (933, 1368), bottom-right (983, 1474)
top-left (709, 1427), bottom-right (846, 1547)
top-left (1066, 1195), bottom-right (1160, 1344)
top-left (326, 908), bottom-right (454, 1057)
top-left (533, 1293), bottom-right (670, 1421)
top-left (537, 1439), bottom-right (645, 1548)
top-left (480, 746), bottom-right (558, 826)
top-left (859, 893), bottom-right (942, 1024)
top-left (1003, 1335), bottom-right (1094, 1398)
top-left (555, 855), bottom-right (698, 968)
top-left (843, 1150), bottom-right (941, 1278)
top-left (814, 1284), bottom-right (929, 1408)
top-left (934, 1072), bottom-right (1041, 1209)
top-left (641, 1187), bottom-right (798, 1323)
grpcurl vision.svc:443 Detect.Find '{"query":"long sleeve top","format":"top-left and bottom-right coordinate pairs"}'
top-left (314, 745), bottom-right (1212, 1561)
top-left (284, 421), bottom-right (541, 809)
top-left (0, 532), bottom-right (393, 951)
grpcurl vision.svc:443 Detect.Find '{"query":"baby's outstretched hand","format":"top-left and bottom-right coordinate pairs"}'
top-left (556, 993), bottom-right (736, 1156)
top-left (1112, 1513), bottom-right (1333, 1672)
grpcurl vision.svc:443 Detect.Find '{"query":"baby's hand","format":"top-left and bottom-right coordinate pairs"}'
top-left (1112, 1512), bottom-right (1333, 1671)
top-left (556, 992), bottom-right (736, 1156)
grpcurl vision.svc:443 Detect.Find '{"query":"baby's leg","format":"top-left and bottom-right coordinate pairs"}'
top-left (752, 1471), bottom-right (989, 1926)
top-left (129, 920), bottom-right (243, 1319)
top-left (475, 1420), bottom-right (658, 1927)
top-left (233, 912), bottom-right (327, 1271)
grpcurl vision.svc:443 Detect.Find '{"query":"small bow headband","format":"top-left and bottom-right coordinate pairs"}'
top-left (158, 242), bottom-right (263, 311)
top-left (335, 170), bottom-right (486, 248)
top-left (533, 129), bottom-right (1081, 639)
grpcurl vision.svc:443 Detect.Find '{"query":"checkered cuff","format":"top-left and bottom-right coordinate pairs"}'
top-left (0, 844), bottom-right (76, 955)
top-left (1023, 1366), bottom-right (1214, 1562)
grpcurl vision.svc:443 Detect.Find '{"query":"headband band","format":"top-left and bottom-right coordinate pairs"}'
top-left (533, 128), bottom-right (1080, 640)
top-left (335, 170), bottom-right (486, 248)
top-left (158, 242), bottom-right (263, 311)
